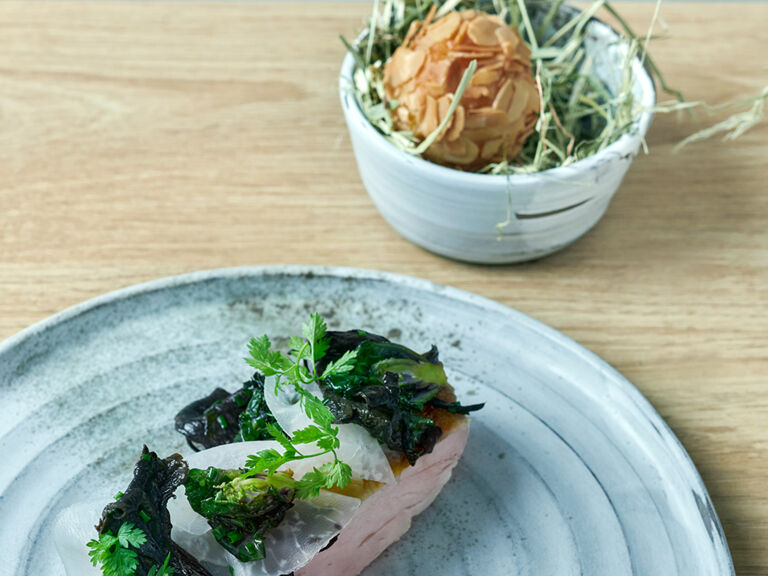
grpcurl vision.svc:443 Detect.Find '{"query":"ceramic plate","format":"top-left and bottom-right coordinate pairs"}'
top-left (0, 267), bottom-right (733, 576)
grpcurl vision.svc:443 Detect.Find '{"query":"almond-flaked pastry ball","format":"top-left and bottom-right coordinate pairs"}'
top-left (383, 9), bottom-right (540, 170)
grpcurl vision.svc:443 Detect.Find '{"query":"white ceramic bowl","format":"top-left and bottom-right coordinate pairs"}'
top-left (340, 13), bottom-right (655, 264)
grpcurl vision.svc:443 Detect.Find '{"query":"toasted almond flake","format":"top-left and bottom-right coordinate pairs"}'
top-left (401, 89), bottom-right (426, 115)
top-left (442, 137), bottom-right (479, 164)
top-left (421, 95), bottom-right (440, 138)
top-left (458, 43), bottom-right (502, 53)
top-left (388, 48), bottom-right (427, 87)
top-left (505, 61), bottom-right (531, 75)
top-left (403, 20), bottom-right (421, 48)
top-left (425, 12), bottom-right (461, 43)
top-left (470, 66), bottom-right (501, 86)
top-left (483, 60), bottom-right (505, 71)
top-left (454, 20), bottom-right (469, 44)
top-left (463, 127), bottom-right (504, 141)
top-left (525, 79), bottom-right (542, 114)
top-left (447, 51), bottom-right (496, 60)
top-left (466, 107), bottom-right (508, 129)
top-left (493, 79), bottom-right (514, 111)
top-left (422, 84), bottom-right (448, 99)
top-left (422, 59), bottom-right (451, 89)
top-left (460, 9), bottom-right (476, 20)
top-left (446, 105), bottom-right (466, 141)
top-left (465, 85), bottom-right (490, 100)
top-left (481, 138), bottom-right (504, 159)
top-left (421, 3), bottom-right (439, 32)
top-left (437, 94), bottom-right (452, 123)
top-left (467, 16), bottom-right (501, 46)
top-left (495, 25), bottom-right (519, 50)
top-left (506, 118), bottom-right (526, 142)
top-left (506, 83), bottom-right (529, 121)
top-left (445, 138), bottom-right (467, 156)
top-left (517, 42), bottom-right (533, 61)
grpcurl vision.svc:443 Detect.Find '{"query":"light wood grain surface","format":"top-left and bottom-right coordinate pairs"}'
top-left (1, 1), bottom-right (766, 573)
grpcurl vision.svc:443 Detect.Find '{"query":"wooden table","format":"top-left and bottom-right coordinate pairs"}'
top-left (1, 1), bottom-right (766, 572)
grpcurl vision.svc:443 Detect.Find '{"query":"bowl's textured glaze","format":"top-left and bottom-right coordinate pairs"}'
top-left (340, 13), bottom-right (655, 264)
top-left (0, 267), bottom-right (733, 576)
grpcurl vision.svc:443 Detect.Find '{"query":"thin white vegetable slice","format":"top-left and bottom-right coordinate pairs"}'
top-left (56, 442), bottom-right (362, 576)
top-left (170, 440), bottom-right (362, 576)
top-left (263, 378), bottom-right (395, 484)
top-left (53, 500), bottom-right (103, 576)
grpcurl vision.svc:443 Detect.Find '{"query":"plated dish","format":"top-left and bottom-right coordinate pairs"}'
top-left (0, 267), bottom-right (733, 575)
top-left (54, 316), bottom-right (481, 575)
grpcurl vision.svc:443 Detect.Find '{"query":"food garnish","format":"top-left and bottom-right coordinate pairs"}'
top-left (87, 447), bottom-right (211, 576)
top-left (87, 523), bottom-right (148, 576)
top-left (185, 467), bottom-right (296, 562)
top-left (175, 374), bottom-right (277, 451)
top-left (241, 313), bottom-right (358, 496)
top-left (318, 329), bottom-right (483, 463)
top-left (177, 314), bottom-right (483, 468)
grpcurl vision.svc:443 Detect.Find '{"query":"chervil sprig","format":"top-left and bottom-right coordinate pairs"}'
top-left (87, 523), bottom-right (146, 576)
top-left (87, 524), bottom-right (176, 576)
top-left (243, 422), bottom-right (352, 499)
top-left (244, 313), bottom-right (356, 496)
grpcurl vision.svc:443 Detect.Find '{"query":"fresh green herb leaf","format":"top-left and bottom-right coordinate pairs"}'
top-left (315, 433), bottom-right (340, 452)
top-left (266, 422), bottom-right (294, 453)
top-left (302, 312), bottom-right (329, 363)
top-left (325, 460), bottom-right (353, 490)
top-left (246, 335), bottom-right (293, 377)
top-left (300, 393), bottom-right (334, 430)
top-left (289, 425), bottom-right (325, 445)
top-left (87, 523), bottom-right (145, 576)
top-left (245, 449), bottom-right (287, 475)
top-left (86, 532), bottom-right (117, 565)
top-left (289, 335), bottom-right (306, 355)
top-left (321, 349), bottom-right (359, 379)
top-left (238, 315), bottom-right (371, 498)
top-left (294, 467), bottom-right (329, 500)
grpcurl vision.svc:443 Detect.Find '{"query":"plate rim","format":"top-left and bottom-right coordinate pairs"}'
top-left (0, 265), bottom-right (735, 575)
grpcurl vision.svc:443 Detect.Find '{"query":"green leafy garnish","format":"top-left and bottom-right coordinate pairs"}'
top-left (87, 523), bottom-right (146, 576)
top-left (174, 374), bottom-right (278, 451)
top-left (88, 448), bottom-right (213, 576)
top-left (235, 376), bottom-right (279, 443)
top-left (243, 313), bottom-right (355, 496)
top-left (185, 467), bottom-right (296, 562)
top-left (245, 313), bottom-right (482, 471)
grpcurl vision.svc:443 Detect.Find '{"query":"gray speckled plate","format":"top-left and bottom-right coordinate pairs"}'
top-left (0, 267), bottom-right (733, 576)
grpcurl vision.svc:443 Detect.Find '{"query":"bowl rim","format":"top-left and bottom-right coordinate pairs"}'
top-left (339, 10), bottom-right (657, 186)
